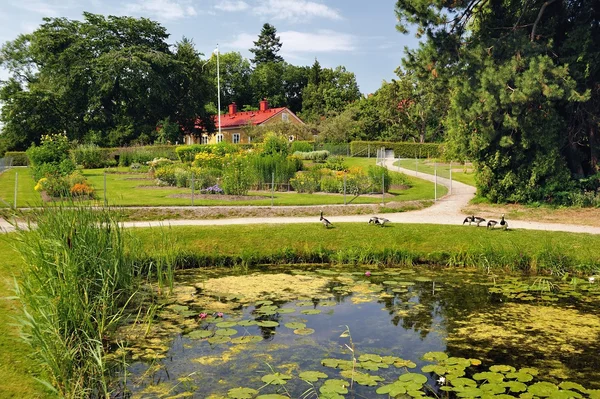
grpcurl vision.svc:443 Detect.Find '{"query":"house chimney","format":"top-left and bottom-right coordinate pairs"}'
top-left (259, 98), bottom-right (269, 111)
top-left (228, 102), bottom-right (237, 115)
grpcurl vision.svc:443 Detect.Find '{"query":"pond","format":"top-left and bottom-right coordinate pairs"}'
top-left (113, 267), bottom-right (600, 398)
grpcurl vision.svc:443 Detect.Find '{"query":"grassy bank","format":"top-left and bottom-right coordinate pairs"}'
top-left (132, 223), bottom-right (600, 275)
top-left (394, 158), bottom-right (477, 187)
top-left (0, 237), bottom-right (55, 398)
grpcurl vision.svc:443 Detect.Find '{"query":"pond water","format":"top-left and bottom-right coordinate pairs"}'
top-left (114, 267), bottom-right (600, 398)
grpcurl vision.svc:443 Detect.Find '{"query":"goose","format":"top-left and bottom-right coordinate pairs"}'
top-left (500, 214), bottom-right (508, 230)
top-left (462, 216), bottom-right (474, 225)
top-left (368, 216), bottom-right (380, 225)
top-left (320, 211), bottom-right (332, 228)
top-left (487, 219), bottom-right (497, 229)
top-left (378, 217), bottom-right (391, 227)
top-left (473, 216), bottom-right (486, 227)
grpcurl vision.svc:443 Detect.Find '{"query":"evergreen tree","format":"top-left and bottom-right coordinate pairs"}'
top-left (250, 23), bottom-right (284, 65)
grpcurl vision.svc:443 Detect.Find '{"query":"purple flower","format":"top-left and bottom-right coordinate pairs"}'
top-left (365, 271), bottom-right (371, 277)
top-left (214, 312), bottom-right (224, 318)
top-left (198, 312), bottom-right (208, 320)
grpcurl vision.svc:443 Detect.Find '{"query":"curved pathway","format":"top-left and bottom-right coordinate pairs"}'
top-left (2, 158), bottom-right (600, 235)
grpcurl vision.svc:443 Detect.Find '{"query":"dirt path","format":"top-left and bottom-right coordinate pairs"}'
top-left (3, 158), bottom-right (600, 235)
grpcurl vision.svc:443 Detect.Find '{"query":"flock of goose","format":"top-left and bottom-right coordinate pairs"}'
top-left (319, 211), bottom-right (508, 230)
top-left (463, 214), bottom-right (508, 230)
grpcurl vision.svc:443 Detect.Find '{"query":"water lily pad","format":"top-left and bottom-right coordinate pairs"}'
top-left (480, 383), bottom-right (506, 394)
top-left (231, 335), bottom-right (263, 344)
top-left (455, 386), bottom-right (483, 398)
top-left (275, 308), bottom-right (295, 314)
top-left (383, 280), bottom-right (399, 285)
top-left (215, 328), bottom-right (238, 336)
top-left (321, 358), bottom-right (340, 368)
top-left (473, 372), bottom-right (503, 383)
top-left (319, 379), bottom-right (349, 395)
top-left (187, 330), bottom-right (213, 339)
top-left (301, 309), bottom-right (321, 315)
top-left (360, 360), bottom-right (388, 371)
top-left (284, 322), bottom-right (306, 329)
top-left (296, 301), bottom-right (314, 306)
top-left (216, 321), bottom-right (238, 328)
top-left (489, 365), bottom-right (516, 373)
top-left (414, 277), bottom-right (433, 282)
top-left (558, 382), bottom-right (586, 393)
top-left (449, 378), bottom-right (477, 388)
top-left (256, 395), bottom-right (289, 399)
top-left (358, 354), bottom-right (382, 363)
top-left (299, 371), bottom-right (328, 382)
top-left (398, 373), bottom-right (427, 384)
top-left (320, 301), bottom-right (337, 307)
top-left (423, 351), bottom-right (448, 361)
top-left (208, 336), bottom-right (230, 344)
top-left (505, 381), bottom-right (528, 393)
top-left (227, 387), bottom-right (258, 399)
top-left (394, 359), bottom-right (417, 368)
top-left (261, 373), bottom-right (292, 385)
top-left (528, 382), bottom-right (559, 397)
top-left (506, 372), bottom-right (534, 382)
top-left (255, 300), bottom-right (273, 306)
top-left (397, 281), bottom-right (416, 286)
top-left (293, 328), bottom-right (315, 335)
top-left (340, 370), bottom-right (383, 386)
top-left (256, 321), bottom-right (279, 327)
top-left (377, 381), bottom-right (407, 396)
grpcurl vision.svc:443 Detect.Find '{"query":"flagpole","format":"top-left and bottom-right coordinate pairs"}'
top-left (216, 44), bottom-right (221, 135)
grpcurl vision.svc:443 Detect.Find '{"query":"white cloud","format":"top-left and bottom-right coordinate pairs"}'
top-left (254, 0), bottom-right (341, 21)
top-left (223, 30), bottom-right (355, 55)
top-left (10, 0), bottom-right (68, 16)
top-left (215, 1), bottom-right (250, 12)
top-left (124, 0), bottom-right (197, 20)
top-left (280, 30), bottom-right (355, 54)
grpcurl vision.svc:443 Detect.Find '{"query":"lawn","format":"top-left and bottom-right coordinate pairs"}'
top-left (0, 236), bottom-right (56, 398)
top-left (0, 160), bottom-right (445, 208)
top-left (394, 158), bottom-right (477, 187)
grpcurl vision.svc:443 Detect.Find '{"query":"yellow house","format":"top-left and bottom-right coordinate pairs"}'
top-left (184, 99), bottom-right (305, 145)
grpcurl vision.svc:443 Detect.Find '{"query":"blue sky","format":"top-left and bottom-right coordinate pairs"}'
top-left (0, 0), bottom-right (420, 94)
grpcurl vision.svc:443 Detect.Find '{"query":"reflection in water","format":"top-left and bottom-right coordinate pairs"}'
top-left (117, 267), bottom-right (600, 398)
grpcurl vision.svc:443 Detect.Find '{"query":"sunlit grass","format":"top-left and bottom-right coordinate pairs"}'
top-left (394, 158), bottom-right (477, 187)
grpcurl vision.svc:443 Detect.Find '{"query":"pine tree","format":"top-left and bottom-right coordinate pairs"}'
top-left (250, 23), bottom-right (283, 65)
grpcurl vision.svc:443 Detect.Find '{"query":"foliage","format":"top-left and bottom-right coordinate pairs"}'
top-left (350, 141), bottom-right (442, 158)
top-left (192, 152), bottom-right (224, 169)
top-left (289, 172), bottom-right (320, 193)
top-left (290, 141), bottom-right (314, 153)
top-left (175, 143), bottom-right (242, 162)
top-left (3, 151), bottom-right (29, 166)
top-left (293, 150), bottom-right (329, 162)
top-left (221, 155), bottom-right (255, 196)
top-left (261, 133), bottom-right (289, 157)
top-left (14, 207), bottom-right (138, 397)
top-left (249, 154), bottom-right (302, 185)
top-left (0, 13), bottom-right (213, 150)
top-left (118, 145), bottom-right (178, 167)
top-left (27, 134), bottom-right (76, 181)
top-left (249, 23), bottom-right (283, 65)
top-left (155, 117), bottom-right (182, 145)
top-left (324, 156), bottom-right (347, 171)
top-left (368, 166), bottom-right (391, 193)
top-left (72, 144), bottom-right (110, 169)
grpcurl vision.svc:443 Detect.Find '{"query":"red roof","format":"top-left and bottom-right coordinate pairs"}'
top-left (216, 107), bottom-right (287, 129)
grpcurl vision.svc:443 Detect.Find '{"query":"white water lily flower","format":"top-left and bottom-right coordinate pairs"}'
top-left (437, 376), bottom-right (446, 385)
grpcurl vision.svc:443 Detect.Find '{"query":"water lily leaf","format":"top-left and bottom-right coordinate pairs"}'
top-left (446, 357), bottom-right (472, 367)
top-left (392, 288), bottom-right (409, 293)
top-left (528, 382), bottom-right (559, 397)
top-left (255, 300), bottom-right (273, 306)
top-left (293, 328), bottom-right (315, 335)
top-left (296, 301), bottom-right (313, 306)
top-left (300, 309), bottom-right (321, 315)
top-left (381, 356), bottom-right (400, 365)
top-left (480, 383), bottom-right (506, 394)
top-left (284, 322), bottom-right (306, 329)
top-left (256, 321), bottom-right (279, 327)
top-left (469, 359), bottom-right (482, 366)
top-left (216, 321), bottom-right (238, 328)
top-left (383, 280), bottom-right (399, 285)
top-left (168, 305), bottom-right (189, 313)
top-left (237, 320), bottom-right (259, 327)
top-left (256, 395), bottom-right (289, 399)
top-left (321, 358), bottom-right (339, 368)
top-left (473, 372), bottom-right (504, 383)
top-left (558, 382), bottom-right (586, 393)
top-left (506, 381), bottom-right (528, 393)
top-left (397, 281), bottom-right (416, 286)
top-left (340, 370), bottom-right (384, 386)
top-left (398, 373), bottom-right (427, 384)
top-left (299, 371), bottom-right (328, 382)
top-left (414, 276), bottom-right (433, 282)
top-left (449, 378), bottom-right (477, 388)
top-left (454, 386), bottom-right (483, 398)
top-left (587, 390), bottom-right (600, 399)
top-left (208, 336), bottom-right (230, 344)
top-left (519, 367), bottom-right (539, 376)
top-left (549, 390), bottom-right (582, 399)
top-left (506, 372), bottom-right (534, 382)
top-left (320, 301), bottom-right (337, 307)
top-left (376, 381), bottom-right (407, 396)
top-left (227, 387), bottom-right (258, 399)
top-left (422, 364), bottom-right (447, 375)
top-left (261, 373), bottom-right (292, 385)
top-left (319, 379), bottom-right (349, 395)
top-left (231, 335), bottom-right (262, 344)
top-left (394, 359), bottom-right (417, 368)
top-left (215, 328), bottom-right (237, 336)
top-left (423, 351), bottom-right (448, 362)
top-left (489, 365), bottom-right (516, 373)
top-left (188, 330), bottom-right (213, 339)
top-left (407, 390), bottom-right (425, 397)
top-left (360, 360), bottom-right (388, 371)
top-left (358, 354), bottom-right (382, 363)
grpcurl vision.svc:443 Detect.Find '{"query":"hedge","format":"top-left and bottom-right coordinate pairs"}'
top-left (4, 151), bottom-right (29, 166)
top-left (350, 141), bottom-right (443, 158)
top-left (176, 143), bottom-right (255, 162)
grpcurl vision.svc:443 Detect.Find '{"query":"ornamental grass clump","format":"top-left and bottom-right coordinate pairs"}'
top-left (14, 206), bottom-right (138, 398)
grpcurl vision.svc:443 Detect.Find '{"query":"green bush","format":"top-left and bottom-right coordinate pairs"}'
top-left (176, 143), bottom-right (243, 162)
top-left (292, 150), bottom-right (329, 162)
top-left (320, 175), bottom-right (342, 193)
top-left (249, 154), bottom-right (302, 185)
top-left (262, 133), bottom-right (289, 156)
top-left (367, 166), bottom-right (391, 192)
top-left (27, 134), bottom-right (76, 181)
top-left (194, 167), bottom-right (222, 190)
top-left (350, 141), bottom-right (443, 158)
top-left (117, 145), bottom-right (177, 166)
top-left (4, 151), bottom-right (29, 166)
top-left (290, 141), bottom-right (314, 153)
top-left (72, 144), bottom-right (109, 169)
top-left (290, 172), bottom-right (320, 193)
top-left (325, 155), bottom-right (347, 171)
top-left (221, 155), bottom-right (255, 195)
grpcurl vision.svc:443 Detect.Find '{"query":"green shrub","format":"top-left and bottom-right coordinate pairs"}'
top-left (192, 152), bottom-right (224, 169)
top-left (290, 141), bottom-right (314, 153)
top-left (290, 171), bottom-right (320, 193)
top-left (72, 144), bottom-right (110, 168)
top-left (350, 141), bottom-right (443, 158)
top-left (249, 154), bottom-right (302, 185)
top-left (117, 145), bottom-right (177, 166)
top-left (194, 167), bottom-right (222, 190)
top-left (262, 133), bottom-right (289, 156)
top-left (27, 134), bottom-right (72, 166)
top-left (154, 164), bottom-right (179, 186)
top-left (176, 143), bottom-right (243, 162)
top-left (4, 151), bottom-right (29, 166)
top-left (292, 150), bottom-right (329, 162)
top-left (367, 166), bottom-right (391, 192)
top-left (325, 155), bottom-right (347, 171)
top-left (221, 155), bottom-right (255, 195)
top-left (320, 175), bottom-right (343, 193)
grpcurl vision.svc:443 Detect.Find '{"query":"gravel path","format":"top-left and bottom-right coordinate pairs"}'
top-left (3, 158), bottom-right (600, 235)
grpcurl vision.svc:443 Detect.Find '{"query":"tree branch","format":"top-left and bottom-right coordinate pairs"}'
top-left (530, 0), bottom-right (558, 42)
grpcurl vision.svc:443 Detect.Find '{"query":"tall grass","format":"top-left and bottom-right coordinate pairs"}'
top-left (13, 206), bottom-right (161, 398)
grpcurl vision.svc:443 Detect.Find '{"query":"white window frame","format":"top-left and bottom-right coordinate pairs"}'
top-left (282, 113), bottom-right (289, 122)
top-left (248, 136), bottom-right (252, 144)
top-left (201, 135), bottom-right (209, 144)
top-left (216, 133), bottom-right (224, 143)
top-left (232, 133), bottom-right (240, 144)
